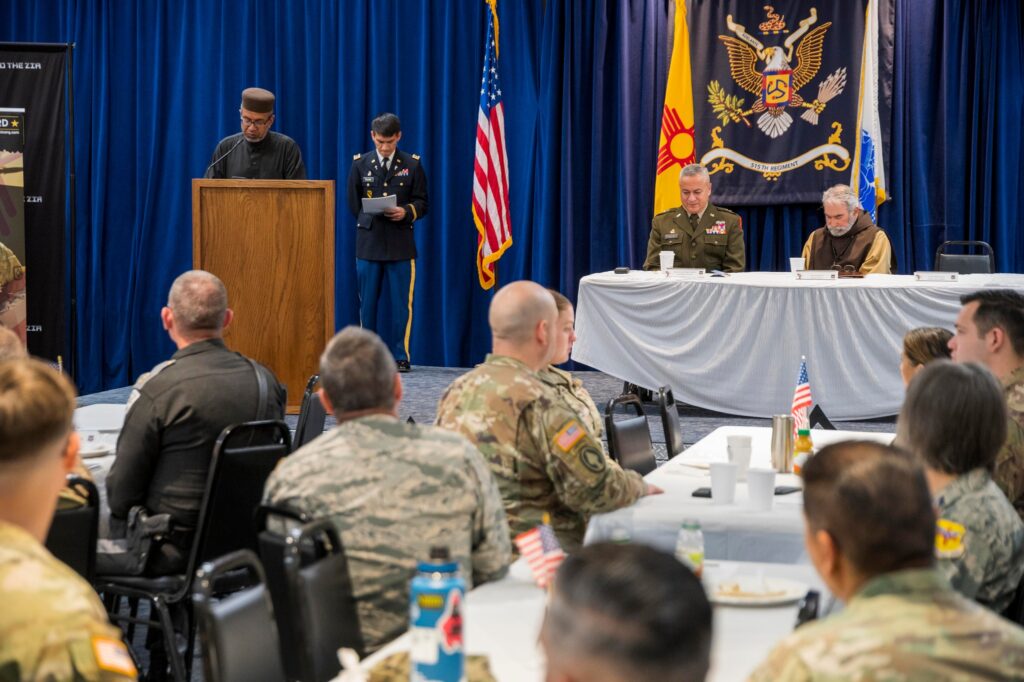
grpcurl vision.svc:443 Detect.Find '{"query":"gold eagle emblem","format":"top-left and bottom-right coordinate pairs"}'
top-left (708, 8), bottom-right (847, 139)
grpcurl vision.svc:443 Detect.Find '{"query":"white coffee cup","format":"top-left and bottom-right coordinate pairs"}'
top-left (790, 257), bottom-right (806, 272)
top-left (747, 468), bottom-right (777, 511)
top-left (659, 251), bottom-right (675, 271)
top-left (709, 462), bottom-right (738, 505)
top-left (726, 435), bottom-right (753, 481)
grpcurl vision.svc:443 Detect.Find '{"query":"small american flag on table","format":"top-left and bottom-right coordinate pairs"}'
top-left (514, 522), bottom-right (565, 589)
top-left (791, 356), bottom-right (813, 432)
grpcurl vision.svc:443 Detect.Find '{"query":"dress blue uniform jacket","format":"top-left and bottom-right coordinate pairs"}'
top-left (346, 149), bottom-right (428, 261)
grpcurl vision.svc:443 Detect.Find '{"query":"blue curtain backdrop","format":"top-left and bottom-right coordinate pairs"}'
top-left (1, 0), bottom-right (1021, 392)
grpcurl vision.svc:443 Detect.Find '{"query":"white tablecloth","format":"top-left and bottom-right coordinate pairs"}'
top-left (357, 557), bottom-right (826, 682)
top-left (572, 271), bottom-right (1024, 419)
top-left (585, 426), bottom-right (894, 563)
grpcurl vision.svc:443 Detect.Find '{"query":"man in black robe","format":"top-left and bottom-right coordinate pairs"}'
top-left (205, 87), bottom-right (306, 179)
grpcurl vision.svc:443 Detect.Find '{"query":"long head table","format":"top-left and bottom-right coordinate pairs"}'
top-left (585, 426), bottom-right (894, 563)
top-left (572, 270), bottom-right (1024, 419)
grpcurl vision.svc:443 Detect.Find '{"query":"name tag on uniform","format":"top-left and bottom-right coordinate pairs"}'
top-left (706, 221), bottom-right (727, 235)
top-left (663, 231), bottom-right (682, 244)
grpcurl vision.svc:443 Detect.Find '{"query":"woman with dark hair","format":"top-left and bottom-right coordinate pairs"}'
top-left (899, 326), bottom-right (952, 386)
top-left (896, 360), bottom-right (1024, 613)
top-left (539, 290), bottom-right (604, 439)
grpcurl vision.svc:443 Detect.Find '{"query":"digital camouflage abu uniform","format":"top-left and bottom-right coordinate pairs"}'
top-left (748, 568), bottom-right (1024, 681)
top-left (934, 467), bottom-right (1024, 613)
top-left (0, 521), bottom-right (137, 681)
top-left (262, 414), bottom-right (511, 653)
top-left (435, 354), bottom-right (645, 551)
top-left (998, 364), bottom-right (1024, 522)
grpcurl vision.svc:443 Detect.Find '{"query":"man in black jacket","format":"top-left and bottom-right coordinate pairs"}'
top-left (106, 269), bottom-right (285, 574)
top-left (347, 113), bottom-right (428, 373)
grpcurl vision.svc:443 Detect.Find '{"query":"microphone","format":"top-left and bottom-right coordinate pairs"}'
top-left (204, 136), bottom-right (245, 177)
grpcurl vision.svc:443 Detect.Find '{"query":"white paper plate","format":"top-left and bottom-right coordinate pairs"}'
top-left (78, 443), bottom-right (113, 458)
top-left (709, 576), bottom-right (808, 606)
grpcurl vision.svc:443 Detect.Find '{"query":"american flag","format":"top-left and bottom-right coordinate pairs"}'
top-left (791, 358), bottom-right (813, 431)
top-left (514, 523), bottom-right (565, 589)
top-left (472, 0), bottom-right (512, 290)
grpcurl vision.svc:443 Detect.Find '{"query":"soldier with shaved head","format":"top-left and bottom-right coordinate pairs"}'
top-left (436, 281), bottom-right (657, 551)
top-left (263, 326), bottom-right (510, 652)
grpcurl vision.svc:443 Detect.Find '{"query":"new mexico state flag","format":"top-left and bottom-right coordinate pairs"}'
top-left (654, 0), bottom-right (696, 216)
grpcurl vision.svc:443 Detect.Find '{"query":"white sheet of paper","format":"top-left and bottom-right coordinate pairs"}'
top-left (361, 195), bottom-right (397, 215)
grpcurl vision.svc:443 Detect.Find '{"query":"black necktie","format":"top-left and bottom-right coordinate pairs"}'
top-left (689, 213), bottom-right (699, 229)
top-left (381, 158), bottom-right (389, 177)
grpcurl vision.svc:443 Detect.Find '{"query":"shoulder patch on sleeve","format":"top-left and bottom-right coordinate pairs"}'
top-left (553, 419), bottom-right (586, 453)
top-left (92, 636), bottom-right (137, 677)
top-left (353, 153), bottom-right (361, 160)
top-left (935, 518), bottom-right (966, 559)
top-left (411, 153), bottom-right (420, 160)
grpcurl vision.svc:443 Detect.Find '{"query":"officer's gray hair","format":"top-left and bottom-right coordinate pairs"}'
top-left (822, 184), bottom-right (860, 212)
top-left (167, 270), bottom-right (228, 334)
top-left (678, 163), bottom-right (710, 184)
top-left (319, 326), bottom-right (396, 414)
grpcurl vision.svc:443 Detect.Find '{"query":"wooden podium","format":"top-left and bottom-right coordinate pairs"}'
top-left (192, 179), bottom-right (334, 413)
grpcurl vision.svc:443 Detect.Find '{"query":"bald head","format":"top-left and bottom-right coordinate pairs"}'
top-left (164, 270), bottom-right (231, 345)
top-left (0, 326), bottom-right (26, 361)
top-left (489, 281), bottom-right (558, 370)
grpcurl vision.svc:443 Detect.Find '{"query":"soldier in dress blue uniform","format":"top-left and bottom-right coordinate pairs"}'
top-left (346, 113), bottom-right (428, 372)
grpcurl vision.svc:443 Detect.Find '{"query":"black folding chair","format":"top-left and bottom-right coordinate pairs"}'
top-left (96, 420), bottom-right (292, 682)
top-left (260, 516), bottom-right (364, 681)
top-left (604, 394), bottom-right (657, 476)
top-left (293, 374), bottom-right (327, 451)
top-left (193, 550), bottom-right (286, 682)
top-left (934, 240), bottom-right (995, 274)
top-left (657, 386), bottom-right (685, 459)
top-left (45, 475), bottom-right (99, 581)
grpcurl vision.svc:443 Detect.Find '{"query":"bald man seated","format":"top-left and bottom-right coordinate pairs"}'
top-left (435, 280), bottom-right (659, 551)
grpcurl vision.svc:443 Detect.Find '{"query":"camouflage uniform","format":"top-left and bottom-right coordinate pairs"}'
top-left (435, 354), bottom-right (645, 551)
top-left (262, 414), bottom-right (511, 653)
top-left (0, 521), bottom-right (136, 681)
top-left (748, 568), bottom-right (1024, 681)
top-left (998, 364), bottom-right (1024, 521)
top-left (536, 365), bottom-right (605, 440)
top-left (933, 467), bottom-right (1024, 613)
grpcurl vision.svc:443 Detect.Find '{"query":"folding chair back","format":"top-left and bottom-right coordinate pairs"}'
top-left (657, 386), bottom-right (685, 459)
top-left (194, 550), bottom-right (286, 682)
top-left (935, 240), bottom-right (995, 274)
top-left (294, 374), bottom-right (327, 450)
top-left (45, 476), bottom-right (99, 581)
top-left (605, 394), bottom-right (657, 475)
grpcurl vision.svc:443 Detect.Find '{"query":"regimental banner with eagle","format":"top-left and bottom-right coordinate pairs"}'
top-left (660, 1), bottom-right (892, 206)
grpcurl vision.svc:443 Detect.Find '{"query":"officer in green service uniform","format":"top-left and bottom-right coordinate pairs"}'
top-left (642, 163), bottom-right (745, 272)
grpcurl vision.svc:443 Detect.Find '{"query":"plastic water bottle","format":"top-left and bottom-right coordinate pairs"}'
top-left (409, 546), bottom-right (465, 682)
top-left (675, 520), bottom-right (705, 578)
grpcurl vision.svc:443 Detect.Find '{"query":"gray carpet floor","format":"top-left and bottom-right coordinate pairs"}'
top-left (81, 366), bottom-right (896, 462)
